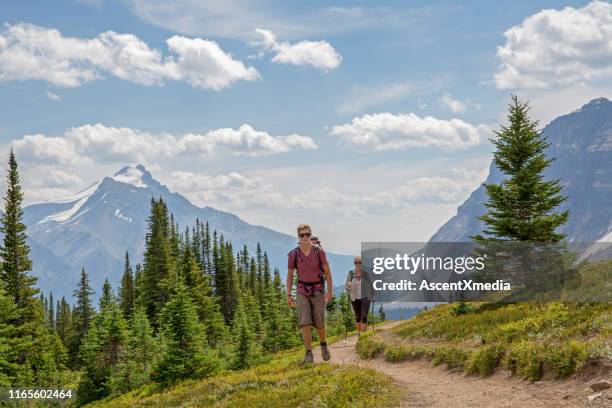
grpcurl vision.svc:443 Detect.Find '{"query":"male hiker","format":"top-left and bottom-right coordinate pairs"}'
top-left (287, 224), bottom-right (333, 364)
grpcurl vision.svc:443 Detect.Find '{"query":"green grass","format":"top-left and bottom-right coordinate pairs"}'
top-left (86, 349), bottom-right (402, 408)
top-left (356, 333), bottom-right (386, 359)
top-left (377, 299), bottom-right (611, 381)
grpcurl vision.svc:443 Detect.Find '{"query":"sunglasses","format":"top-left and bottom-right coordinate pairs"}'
top-left (299, 232), bottom-right (311, 238)
top-left (354, 261), bottom-right (362, 265)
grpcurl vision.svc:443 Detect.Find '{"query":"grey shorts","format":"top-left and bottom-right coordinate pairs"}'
top-left (296, 291), bottom-right (326, 328)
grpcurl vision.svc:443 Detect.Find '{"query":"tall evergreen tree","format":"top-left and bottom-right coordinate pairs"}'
top-left (99, 278), bottom-right (113, 312)
top-left (70, 268), bottom-right (94, 367)
top-left (55, 297), bottom-right (73, 346)
top-left (48, 292), bottom-right (54, 330)
top-left (108, 306), bottom-right (158, 395)
top-left (0, 149), bottom-right (36, 322)
top-left (140, 198), bottom-right (173, 325)
top-left (0, 151), bottom-right (65, 386)
top-left (473, 95), bottom-right (568, 243)
top-left (153, 281), bottom-right (219, 385)
top-left (77, 296), bottom-right (127, 405)
top-left (119, 252), bottom-right (135, 320)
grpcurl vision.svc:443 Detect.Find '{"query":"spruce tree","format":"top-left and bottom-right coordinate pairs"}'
top-left (77, 297), bottom-right (127, 404)
top-left (48, 292), bottom-right (54, 330)
top-left (473, 95), bottom-right (568, 243)
top-left (99, 278), bottom-right (113, 312)
top-left (119, 252), bottom-right (135, 320)
top-left (140, 198), bottom-right (173, 325)
top-left (180, 236), bottom-right (226, 347)
top-left (70, 268), bottom-right (94, 367)
top-left (108, 306), bottom-right (158, 395)
top-left (153, 281), bottom-right (219, 385)
top-left (472, 96), bottom-right (571, 292)
top-left (0, 149), bottom-right (36, 322)
top-left (0, 151), bottom-right (64, 386)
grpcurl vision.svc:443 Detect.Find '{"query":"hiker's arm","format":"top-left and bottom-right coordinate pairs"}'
top-left (286, 268), bottom-right (295, 306)
top-left (345, 272), bottom-right (351, 291)
top-left (324, 263), bottom-right (333, 301)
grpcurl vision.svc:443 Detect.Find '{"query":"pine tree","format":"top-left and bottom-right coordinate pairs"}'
top-left (180, 235), bottom-right (226, 347)
top-left (118, 252), bottom-right (135, 320)
top-left (55, 297), bottom-right (73, 346)
top-left (0, 149), bottom-right (36, 323)
top-left (473, 95), bottom-right (568, 243)
top-left (77, 297), bottom-right (127, 404)
top-left (70, 268), bottom-right (94, 367)
top-left (140, 198), bottom-right (174, 325)
top-left (0, 151), bottom-right (65, 386)
top-left (153, 281), bottom-right (219, 385)
top-left (48, 292), bottom-right (54, 330)
top-left (231, 297), bottom-right (263, 370)
top-left (99, 278), bottom-right (113, 312)
top-left (108, 306), bottom-right (158, 395)
top-left (472, 96), bottom-right (571, 292)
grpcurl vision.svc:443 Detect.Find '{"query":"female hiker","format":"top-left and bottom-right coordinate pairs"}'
top-left (345, 256), bottom-right (374, 333)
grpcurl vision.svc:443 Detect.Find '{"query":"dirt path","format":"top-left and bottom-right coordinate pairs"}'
top-left (313, 322), bottom-right (610, 408)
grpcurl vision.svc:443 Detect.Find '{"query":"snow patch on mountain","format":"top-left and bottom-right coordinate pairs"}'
top-left (47, 182), bottom-right (100, 204)
top-left (38, 195), bottom-right (89, 224)
top-left (112, 166), bottom-right (148, 188)
top-left (36, 182), bottom-right (99, 224)
top-left (114, 208), bottom-right (133, 223)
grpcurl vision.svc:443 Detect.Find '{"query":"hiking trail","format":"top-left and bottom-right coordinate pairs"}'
top-left (314, 321), bottom-right (611, 408)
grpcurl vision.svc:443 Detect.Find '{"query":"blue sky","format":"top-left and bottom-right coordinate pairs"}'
top-left (1, 0), bottom-right (611, 253)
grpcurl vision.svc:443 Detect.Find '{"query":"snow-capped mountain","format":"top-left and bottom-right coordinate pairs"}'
top-left (430, 97), bottom-right (612, 246)
top-left (24, 165), bottom-right (353, 302)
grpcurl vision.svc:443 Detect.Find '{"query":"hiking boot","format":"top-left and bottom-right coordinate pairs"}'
top-left (302, 350), bottom-right (314, 364)
top-left (321, 344), bottom-right (331, 361)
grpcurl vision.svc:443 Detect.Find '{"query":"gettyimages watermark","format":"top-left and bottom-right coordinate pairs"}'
top-left (362, 242), bottom-right (612, 303)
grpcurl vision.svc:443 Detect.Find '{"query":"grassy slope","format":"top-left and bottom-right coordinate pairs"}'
top-left (357, 260), bottom-right (612, 381)
top-left (87, 349), bottom-right (402, 408)
top-left (357, 301), bottom-right (611, 381)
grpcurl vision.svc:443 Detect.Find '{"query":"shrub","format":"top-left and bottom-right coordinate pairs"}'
top-left (450, 301), bottom-right (474, 316)
top-left (356, 334), bottom-right (385, 359)
top-left (465, 344), bottom-right (505, 376)
top-left (546, 341), bottom-right (588, 378)
top-left (506, 341), bottom-right (543, 381)
top-left (384, 345), bottom-right (427, 362)
top-left (432, 346), bottom-right (471, 370)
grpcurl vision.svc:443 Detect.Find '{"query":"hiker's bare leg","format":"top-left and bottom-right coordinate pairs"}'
top-left (316, 325), bottom-right (327, 343)
top-left (301, 326), bottom-right (312, 350)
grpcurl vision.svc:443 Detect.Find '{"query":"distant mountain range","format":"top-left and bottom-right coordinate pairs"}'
top-left (23, 165), bottom-right (353, 302)
top-left (430, 97), bottom-right (612, 248)
top-left (22, 98), bottom-right (612, 302)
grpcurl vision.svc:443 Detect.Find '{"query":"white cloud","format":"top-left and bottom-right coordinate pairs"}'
top-left (128, 1), bottom-right (446, 41)
top-left (255, 29), bottom-right (341, 71)
top-left (337, 78), bottom-right (448, 115)
top-left (494, 1), bottom-right (612, 90)
top-left (0, 23), bottom-right (259, 90)
top-left (438, 92), bottom-right (466, 113)
top-left (46, 91), bottom-right (60, 101)
top-left (12, 123), bottom-right (317, 166)
top-left (165, 166), bottom-right (487, 221)
top-left (329, 112), bottom-right (487, 151)
top-left (31, 166), bottom-right (83, 188)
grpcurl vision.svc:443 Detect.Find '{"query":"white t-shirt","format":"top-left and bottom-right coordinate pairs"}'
top-left (350, 275), bottom-right (362, 301)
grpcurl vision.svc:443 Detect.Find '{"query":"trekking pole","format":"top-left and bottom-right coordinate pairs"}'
top-left (344, 290), bottom-right (348, 347)
top-left (370, 299), bottom-right (375, 333)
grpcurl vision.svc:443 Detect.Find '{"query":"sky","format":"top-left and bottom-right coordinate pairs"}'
top-left (1, 0), bottom-right (612, 253)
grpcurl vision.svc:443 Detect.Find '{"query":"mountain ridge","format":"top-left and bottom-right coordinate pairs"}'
top-left (24, 165), bottom-right (353, 302)
top-left (430, 97), bottom-right (612, 244)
